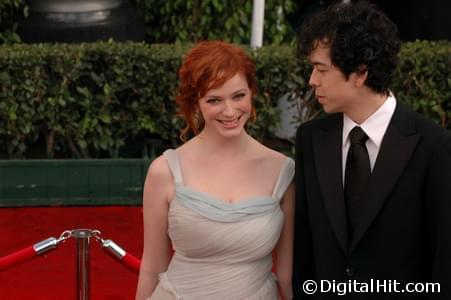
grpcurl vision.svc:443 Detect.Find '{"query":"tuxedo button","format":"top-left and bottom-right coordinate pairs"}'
top-left (345, 267), bottom-right (354, 276)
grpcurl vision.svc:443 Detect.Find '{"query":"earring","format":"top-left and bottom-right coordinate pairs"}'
top-left (193, 110), bottom-right (204, 132)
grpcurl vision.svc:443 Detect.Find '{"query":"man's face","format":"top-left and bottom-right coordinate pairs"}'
top-left (308, 42), bottom-right (358, 114)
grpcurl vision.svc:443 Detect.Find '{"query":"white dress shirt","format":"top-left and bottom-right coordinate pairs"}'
top-left (342, 94), bottom-right (397, 185)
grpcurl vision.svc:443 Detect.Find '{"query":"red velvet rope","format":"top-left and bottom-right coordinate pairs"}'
top-left (122, 252), bottom-right (141, 274)
top-left (1, 233), bottom-right (140, 275)
top-left (0, 246), bottom-right (36, 271)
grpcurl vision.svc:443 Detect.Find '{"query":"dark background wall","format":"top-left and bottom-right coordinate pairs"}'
top-left (375, 0), bottom-right (450, 41)
top-left (291, 0), bottom-right (451, 41)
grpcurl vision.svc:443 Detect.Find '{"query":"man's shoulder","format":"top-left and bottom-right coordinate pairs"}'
top-left (397, 103), bottom-right (449, 138)
top-left (394, 103), bottom-right (450, 150)
top-left (297, 113), bottom-right (342, 135)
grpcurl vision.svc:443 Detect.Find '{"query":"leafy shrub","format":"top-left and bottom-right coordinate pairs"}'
top-left (393, 40), bottom-right (451, 128)
top-left (131, 0), bottom-right (297, 44)
top-left (0, 42), bottom-right (304, 158)
top-left (0, 41), bottom-right (449, 159)
top-left (0, 0), bottom-right (25, 43)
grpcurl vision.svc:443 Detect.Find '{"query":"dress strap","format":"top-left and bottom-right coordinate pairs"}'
top-left (162, 149), bottom-right (184, 185)
top-left (271, 157), bottom-right (295, 201)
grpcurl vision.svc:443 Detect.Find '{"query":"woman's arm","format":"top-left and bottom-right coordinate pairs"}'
top-left (274, 182), bottom-right (295, 300)
top-left (135, 156), bottom-right (173, 300)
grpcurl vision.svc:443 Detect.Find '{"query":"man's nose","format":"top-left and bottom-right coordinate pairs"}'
top-left (309, 70), bottom-right (319, 87)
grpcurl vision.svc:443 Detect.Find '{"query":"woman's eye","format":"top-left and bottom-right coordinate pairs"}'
top-left (233, 93), bottom-right (246, 100)
top-left (206, 98), bottom-right (220, 104)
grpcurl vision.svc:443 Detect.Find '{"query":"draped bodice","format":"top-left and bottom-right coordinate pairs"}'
top-left (148, 149), bottom-right (294, 300)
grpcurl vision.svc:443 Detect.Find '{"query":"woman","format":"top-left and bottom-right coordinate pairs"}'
top-left (136, 41), bottom-right (294, 300)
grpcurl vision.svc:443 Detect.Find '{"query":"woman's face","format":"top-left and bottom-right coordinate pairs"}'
top-left (197, 73), bottom-right (252, 139)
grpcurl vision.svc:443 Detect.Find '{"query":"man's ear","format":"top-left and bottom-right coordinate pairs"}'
top-left (353, 64), bottom-right (368, 87)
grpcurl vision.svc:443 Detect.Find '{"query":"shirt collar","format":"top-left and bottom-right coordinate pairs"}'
top-left (343, 94), bottom-right (397, 148)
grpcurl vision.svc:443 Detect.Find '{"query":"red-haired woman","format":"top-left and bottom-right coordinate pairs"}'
top-left (136, 41), bottom-right (294, 300)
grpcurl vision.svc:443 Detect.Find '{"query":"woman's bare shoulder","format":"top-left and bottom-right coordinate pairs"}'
top-left (172, 138), bottom-right (202, 162)
top-left (251, 138), bottom-right (288, 164)
top-left (143, 154), bottom-right (176, 205)
top-left (146, 154), bottom-right (173, 183)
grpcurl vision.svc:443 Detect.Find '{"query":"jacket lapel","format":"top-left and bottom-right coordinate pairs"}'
top-left (349, 104), bottom-right (420, 252)
top-left (312, 114), bottom-right (349, 254)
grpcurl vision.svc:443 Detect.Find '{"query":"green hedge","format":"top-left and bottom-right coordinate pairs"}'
top-left (0, 41), bottom-right (449, 159)
top-left (393, 40), bottom-right (451, 128)
top-left (0, 42), bottom-right (308, 158)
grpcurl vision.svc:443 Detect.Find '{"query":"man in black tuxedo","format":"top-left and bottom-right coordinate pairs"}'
top-left (293, 2), bottom-right (450, 299)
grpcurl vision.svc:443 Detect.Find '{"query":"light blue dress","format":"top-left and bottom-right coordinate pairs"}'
top-left (149, 149), bottom-right (295, 300)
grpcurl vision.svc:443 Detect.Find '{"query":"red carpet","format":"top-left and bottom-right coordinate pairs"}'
top-left (0, 206), bottom-right (143, 299)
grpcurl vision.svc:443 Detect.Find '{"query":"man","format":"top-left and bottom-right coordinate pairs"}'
top-left (293, 2), bottom-right (450, 299)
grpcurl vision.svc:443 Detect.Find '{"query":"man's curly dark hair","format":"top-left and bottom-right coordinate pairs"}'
top-left (298, 1), bottom-right (401, 95)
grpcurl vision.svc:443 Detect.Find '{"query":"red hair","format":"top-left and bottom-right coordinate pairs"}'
top-left (176, 40), bottom-right (257, 142)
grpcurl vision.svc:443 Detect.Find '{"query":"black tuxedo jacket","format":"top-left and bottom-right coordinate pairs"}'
top-left (293, 104), bottom-right (451, 299)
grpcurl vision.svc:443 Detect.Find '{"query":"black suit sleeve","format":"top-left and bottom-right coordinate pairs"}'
top-left (293, 125), bottom-right (315, 299)
top-left (426, 132), bottom-right (451, 299)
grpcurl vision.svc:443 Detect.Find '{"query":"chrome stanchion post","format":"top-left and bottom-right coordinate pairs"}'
top-left (72, 229), bottom-right (96, 300)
